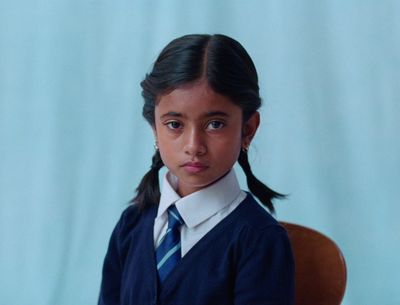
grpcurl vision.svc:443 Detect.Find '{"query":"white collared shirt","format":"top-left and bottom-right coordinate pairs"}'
top-left (154, 169), bottom-right (246, 256)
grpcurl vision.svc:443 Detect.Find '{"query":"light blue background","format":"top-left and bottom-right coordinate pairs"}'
top-left (1, 1), bottom-right (399, 304)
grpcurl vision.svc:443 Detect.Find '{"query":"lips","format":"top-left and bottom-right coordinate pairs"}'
top-left (181, 161), bottom-right (209, 173)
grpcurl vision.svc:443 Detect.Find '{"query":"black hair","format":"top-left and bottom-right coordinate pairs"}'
top-left (131, 34), bottom-right (285, 213)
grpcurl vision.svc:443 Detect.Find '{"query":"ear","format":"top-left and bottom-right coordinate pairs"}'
top-left (242, 111), bottom-right (260, 149)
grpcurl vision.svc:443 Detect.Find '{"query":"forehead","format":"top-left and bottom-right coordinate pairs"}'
top-left (155, 81), bottom-right (241, 116)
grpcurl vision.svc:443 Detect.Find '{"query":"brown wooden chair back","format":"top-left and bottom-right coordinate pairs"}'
top-left (280, 222), bottom-right (347, 305)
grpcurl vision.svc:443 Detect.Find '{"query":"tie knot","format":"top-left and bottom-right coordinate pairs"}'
top-left (167, 205), bottom-right (184, 230)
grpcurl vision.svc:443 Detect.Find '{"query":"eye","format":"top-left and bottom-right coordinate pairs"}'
top-left (165, 121), bottom-right (182, 130)
top-left (206, 120), bottom-right (225, 130)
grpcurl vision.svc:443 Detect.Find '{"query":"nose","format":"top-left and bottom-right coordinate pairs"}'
top-left (184, 127), bottom-right (207, 157)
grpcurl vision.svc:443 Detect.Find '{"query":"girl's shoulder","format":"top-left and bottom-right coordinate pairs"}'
top-left (109, 204), bottom-right (157, 258)
top-left (235, 193), bottom-right (286, 233)
top-left (230, 194), bottom-right (292, 255)
top-left (111, 203), bottom-right (157, 243)
top-left (116, 203), bottom-right (157, 231)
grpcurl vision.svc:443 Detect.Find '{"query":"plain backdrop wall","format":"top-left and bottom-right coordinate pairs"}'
top-left (0, 1), bottom-right (399, 304)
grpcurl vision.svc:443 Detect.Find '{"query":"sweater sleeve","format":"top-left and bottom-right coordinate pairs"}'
top-left (234, 225), bottom-right (295, 305)
top-left (98, 205), bottom-right (139, 305)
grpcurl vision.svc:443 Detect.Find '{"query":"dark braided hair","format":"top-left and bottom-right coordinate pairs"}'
top-left (131, 150), bottom-right (164, 208)
top-left (131, 34), bottom-right (285, 212)
top-left (238, 150), bottom-right (285, 214)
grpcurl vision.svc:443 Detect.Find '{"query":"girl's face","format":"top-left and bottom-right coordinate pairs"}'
top-left (153, 81), bottom-right (259, 197)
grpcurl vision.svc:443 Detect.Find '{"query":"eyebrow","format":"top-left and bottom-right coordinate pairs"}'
top-left (160, 111), bottom-right (182, 119)
top-left (160, 111), bottom-right (230, 119)
top-left (204, 111), bottom-right (230, 118)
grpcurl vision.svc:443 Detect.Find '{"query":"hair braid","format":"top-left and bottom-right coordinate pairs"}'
top-left (238, 150), bottom-right (285, 214)
top-left (130, 150), bottom-right (164, 210)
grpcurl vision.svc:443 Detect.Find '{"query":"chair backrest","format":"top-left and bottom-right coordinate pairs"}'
top-left (280, 222), bottom-right (347, 305)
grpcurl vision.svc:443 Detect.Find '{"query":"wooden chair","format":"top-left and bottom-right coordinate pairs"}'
top-left (280, 222), bottom-right (347, 305)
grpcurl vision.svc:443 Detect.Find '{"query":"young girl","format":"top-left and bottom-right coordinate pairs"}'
top-left (98, 34), bottom-right (294, 305)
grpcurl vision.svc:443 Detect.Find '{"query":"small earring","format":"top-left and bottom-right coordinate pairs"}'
top-left (154, 141), bottom-right (159, 151)
top-left (242, 145), bottom-right (249, 153)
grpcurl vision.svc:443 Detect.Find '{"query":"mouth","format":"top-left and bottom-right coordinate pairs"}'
top-left (181, 161), bottom-right (209, 173)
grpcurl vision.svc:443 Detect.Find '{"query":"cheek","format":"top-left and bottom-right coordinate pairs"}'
top-left (157, 132), bottom-right (177, 153)
top-left (226, 128), bottom-right (244, 148)
top-left (156, 135), bottom-right (178, 165)
top-left (158, 147), bottom-right (175, 171)
top-left (216, 136), bottom-right (242, 160)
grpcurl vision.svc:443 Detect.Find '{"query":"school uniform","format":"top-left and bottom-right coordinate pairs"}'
top-left (98, 170), bottom-right (295, 305)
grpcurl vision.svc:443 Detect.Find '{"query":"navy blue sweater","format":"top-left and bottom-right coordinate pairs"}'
top-left (98, 194), bottom-right (294, 305)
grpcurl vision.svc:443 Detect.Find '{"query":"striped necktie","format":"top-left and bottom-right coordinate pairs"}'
top-left (156, 205), bottom-right (184, 282)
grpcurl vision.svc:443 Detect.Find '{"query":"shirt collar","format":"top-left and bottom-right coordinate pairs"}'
top-left (157, 169), bottom-right (242, 228)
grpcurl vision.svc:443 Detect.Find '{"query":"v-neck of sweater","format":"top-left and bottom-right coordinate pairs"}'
top-left (150, 194), bottom-right (252, 296)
